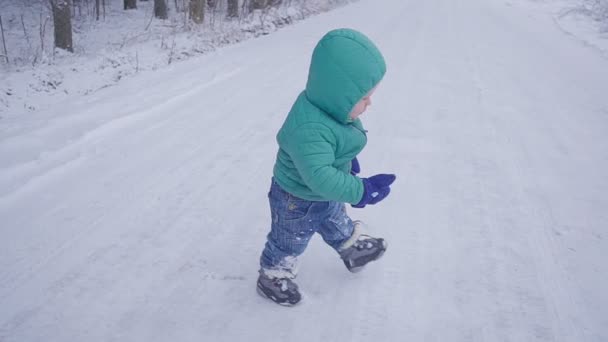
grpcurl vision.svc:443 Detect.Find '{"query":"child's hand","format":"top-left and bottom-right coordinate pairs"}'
top-left (350, 157), bottom-right (361, 175)
top-left (352, 174), bottom-right (396, 208)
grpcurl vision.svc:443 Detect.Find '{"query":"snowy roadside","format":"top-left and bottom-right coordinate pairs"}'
top-left (554, 0), bottom-right (608, 57)
top-left (0, 0), bottom-right (355, 119)
top-left (508, 0), bottom-right (608, 58)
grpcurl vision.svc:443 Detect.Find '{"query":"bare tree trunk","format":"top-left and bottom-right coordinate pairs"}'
top-left (241, 0), bottom-right (249, 16)
top-left (155, 0), bottom-right (168, 18)
top-left (74, 0), bottom-right (83, 17)
top-left (249, 0), bottom-right (266, 11)
top-left (249, 0), bottom-right (281, 11)
top-left (124, 0), bottom-right (137, 10)
top-left (189, 0), bottom-right (204, 24)
top-left (40, 13), bottom-right (49, 56)
top-left (227, 0), bottom-right (238, 18)
top-left (50, 0), bottom-right (74, 52)
top-left (0, 15), bottom-right (9, 64)
top-left (95, 0), bottom-right (100, 20)
top-left (21, 15), bottom-right (32, 48)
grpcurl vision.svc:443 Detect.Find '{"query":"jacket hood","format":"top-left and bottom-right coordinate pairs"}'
top-left (305, 28), bottom-right (387, 124)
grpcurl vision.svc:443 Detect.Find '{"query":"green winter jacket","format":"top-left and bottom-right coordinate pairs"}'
top-left (272, 28), bottom-right (387, 204)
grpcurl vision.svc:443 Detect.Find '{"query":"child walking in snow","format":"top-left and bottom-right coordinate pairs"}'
top-left (257, 28), bottom-right (396, 306)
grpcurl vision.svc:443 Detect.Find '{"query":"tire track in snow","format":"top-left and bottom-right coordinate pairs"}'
top-left (462, 4), bottom-right (590, 339)
top-left (0, 39), bottom-right (305, 340)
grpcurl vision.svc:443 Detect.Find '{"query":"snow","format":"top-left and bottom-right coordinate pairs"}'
top-left (0, 0), bottom-right (356, 116)
top-left (1, 0), bottom-right (608, 341)
top-left (508, 0), bottom-right (608, 58)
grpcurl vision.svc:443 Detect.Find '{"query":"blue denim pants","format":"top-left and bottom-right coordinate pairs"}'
top-left (259, 179), bottom-right (355, 276)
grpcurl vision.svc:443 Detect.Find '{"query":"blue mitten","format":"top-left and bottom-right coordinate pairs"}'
top-left (351, 157), bottom-right (361, 175)
top-left (352, 174), bottom-right (396, 208)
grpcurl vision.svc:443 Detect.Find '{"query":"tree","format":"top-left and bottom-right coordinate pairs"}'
top-left (249, 0), bottom-right (266, 11)
top-left (154, 0), bottom-right (168, 19)
top-left (0, 15), bottom-right (8, 63)
top-left (227, 0), bottom-right (238, 18)
top-left (124, 0), bottom-right (137, 10)
top-left (49, 0), bottom-right (73, 52)
top-left (249, 0), bottom-right (281, 12)
top-left (189, 0), bottom-right (204, 24)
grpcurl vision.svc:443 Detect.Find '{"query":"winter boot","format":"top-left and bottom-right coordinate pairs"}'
top-left (256, 271), bottom-right (302, 306)
top-left (338, 221), bottom-right (387, 273)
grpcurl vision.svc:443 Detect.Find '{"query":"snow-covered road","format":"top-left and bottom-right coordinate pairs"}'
top-left (1, 0), bottom-right (607, 341)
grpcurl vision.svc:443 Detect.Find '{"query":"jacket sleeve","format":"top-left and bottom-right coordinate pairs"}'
top-left (286, 123), bottom-right (364, 204)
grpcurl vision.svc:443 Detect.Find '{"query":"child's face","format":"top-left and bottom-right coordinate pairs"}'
top-left (349, 87), bottom-right (376, 120)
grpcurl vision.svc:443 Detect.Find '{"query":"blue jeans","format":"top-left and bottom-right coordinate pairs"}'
top-left (259, 179), bottom-right (355, 276)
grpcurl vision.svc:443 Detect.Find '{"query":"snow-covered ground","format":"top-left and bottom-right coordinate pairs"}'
top-left (1, 0), bottom-right (608, 341)
top-left (512, 0), bottom-right (608, 58)
top-left (0, 0), bottom-right (355, 115)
